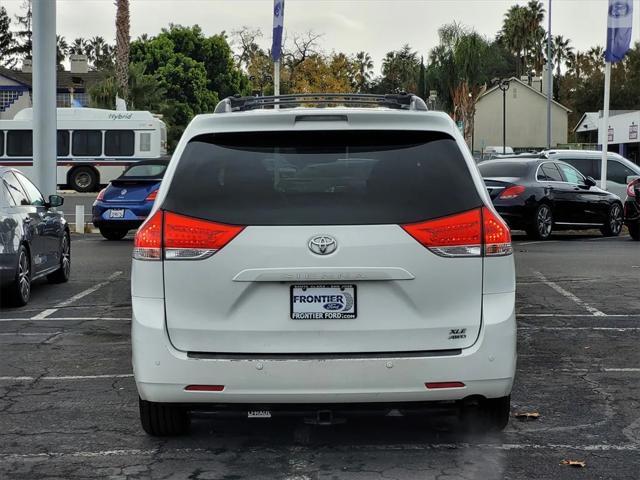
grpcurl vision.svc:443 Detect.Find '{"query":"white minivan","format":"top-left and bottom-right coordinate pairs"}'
top-left (131, 94), bottom-right (517, 436)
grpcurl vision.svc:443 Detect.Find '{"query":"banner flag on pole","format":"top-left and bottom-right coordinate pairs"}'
top-left (271, 0), bottom-right (285, 62)
top-left (605, 0), bottom-right (633, 63)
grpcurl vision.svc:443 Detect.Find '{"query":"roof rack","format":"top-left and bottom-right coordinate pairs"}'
top-left (213, 93), bottom-right (428, 113)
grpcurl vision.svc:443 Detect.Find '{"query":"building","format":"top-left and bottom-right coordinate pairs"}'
top-left (574, 110), bottom-right (640, 165)
top-left (473, 77), bottom-right (571, 153)
top-left (0, 64), bottom-right (104, 119)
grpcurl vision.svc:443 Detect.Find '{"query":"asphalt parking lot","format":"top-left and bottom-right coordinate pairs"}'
top-left (1, 230), bottom-right (639, 479)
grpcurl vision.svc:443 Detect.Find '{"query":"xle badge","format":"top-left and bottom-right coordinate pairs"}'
top-left (449, 328), bottom-right (467, 340)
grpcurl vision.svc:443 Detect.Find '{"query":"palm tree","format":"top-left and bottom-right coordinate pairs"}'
top-left (115, 0), bottom-right (130, 101)
top-left (56, 35), bottom-right (68, 67)
top-left (69, 37), bottom-right (89, 56)
top-left (553, 35), bottom-right (573, 78)
top-left (353, 51), bottom-right (374, 92)
top-left (500, 5), bottom-right (529, 76)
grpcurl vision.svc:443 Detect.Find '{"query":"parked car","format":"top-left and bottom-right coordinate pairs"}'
top-left (0, 168), bottom-right (70, 306)
top-left (92, 159), bottom-right (169, 240)
top-left (131, 93), bottom-right (516, 436)
top-left (479, 158), bottom-right (624, 240)
top-left (624, 177), bottom-right (640, 240)
top-left (543, 150), bottom-right (640, 201)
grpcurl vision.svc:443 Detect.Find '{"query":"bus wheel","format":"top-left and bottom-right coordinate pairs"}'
top-left (69, 167), bottom-right (98, 192)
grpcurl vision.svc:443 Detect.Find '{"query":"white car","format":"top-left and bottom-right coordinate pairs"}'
top-left (131, 94), bottom-right (517, 436)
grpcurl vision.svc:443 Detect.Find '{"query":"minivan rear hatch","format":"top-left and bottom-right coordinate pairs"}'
top-left (160, 130), bottom-right (484, 354)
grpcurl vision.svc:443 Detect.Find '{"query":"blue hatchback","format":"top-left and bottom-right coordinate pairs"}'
top-left (92, 160), bottom-right (169, 240)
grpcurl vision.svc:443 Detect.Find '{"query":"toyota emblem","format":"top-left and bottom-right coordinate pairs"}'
top-left (308, 235), bottom-right (337, 255)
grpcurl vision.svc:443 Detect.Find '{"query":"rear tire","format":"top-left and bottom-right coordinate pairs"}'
top-left (6, 245), bottom-right (31, 307)
top-left (47, 232), bottom-right (71, 284)
top-left (601, 203), bottom-right (623, 237)
top-left (629, 222), bottom-right (640, 241)
top-left (526, 204), bottom-right (553, 240)
top-left (99, 228), bottom-right (128, 241)
top-left (69, 166), bottom-right (98, 192)
top-left (139, 398), bottom-right (189, 436)
top-left (460, 395), bottom-right (511, 432)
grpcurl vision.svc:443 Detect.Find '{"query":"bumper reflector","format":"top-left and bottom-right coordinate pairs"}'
top-left (425, 382), bottom-right (465, 389)
top-left (184, 385), bottom-right (225, 392)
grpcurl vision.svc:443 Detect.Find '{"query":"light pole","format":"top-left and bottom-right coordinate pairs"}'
top-left (499, 79), bottom-right (511, 155)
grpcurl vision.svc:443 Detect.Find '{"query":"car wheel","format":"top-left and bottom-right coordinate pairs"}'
top-left (47, 232), bottom-right (71, 284)
top-left (99, 228), bottom-right (128, 241)
top-left (526, 204), bottom-right (553, 240)
top-left (460, 395), bottom-right (510, 432)
top-left (629, 222), bottom-right (640, 241)
top-left (139, 398), bottom-right (189, 436)
top-left (6, 246), bottom-right (31, 307)
top-left (69, 167), bottom-right (98, 192)
top-left (601, 203), bottom-right (623, 237)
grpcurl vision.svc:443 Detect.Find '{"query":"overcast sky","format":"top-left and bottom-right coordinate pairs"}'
top-left (4, 0), bottom-right (640, 72)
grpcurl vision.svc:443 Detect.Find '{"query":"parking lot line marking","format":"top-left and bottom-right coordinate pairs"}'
top-left (604, 368), bottom-right (640, 372)
top-left (29, 271), bottom-right (124, 320)
top-left (0, 332), bottom-right (62, 336)
top-left (518, 313), bottom-right (640, 317)
top-left (516, 240), bottom-right (559, 246)
top-left (30, 309), bottom-right (58, 320)
top-left (0, 317), bottom-right (130, 323)
top-left (533, 271), bottom-right (607, 317)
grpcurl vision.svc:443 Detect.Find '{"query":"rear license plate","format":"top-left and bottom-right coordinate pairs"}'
top-left (291, 284), bottom-right (357, 320)
top-left (109, 209), bottom-right (125, 218)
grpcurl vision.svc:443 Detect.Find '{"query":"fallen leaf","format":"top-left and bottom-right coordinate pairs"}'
top-left (514, 412), bottom-right (540, 420)
top-left (560, 460), bottom-right (586, 468)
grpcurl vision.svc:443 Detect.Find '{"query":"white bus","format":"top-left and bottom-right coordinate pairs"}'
top-left (0, 108), bottom-right (167, 192)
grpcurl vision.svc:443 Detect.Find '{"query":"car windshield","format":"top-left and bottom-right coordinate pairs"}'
top-left (162, 130), bottom-right (482, 225)
top-left (478, 161), bottom-right (530, 178)
top-left (121, 163), bottom-right (168, 178)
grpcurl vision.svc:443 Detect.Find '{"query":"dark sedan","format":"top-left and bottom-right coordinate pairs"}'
top-left (0, 168), bottom-right (70, 306)
top-left (625, 177), bottom-right (640, 240)
top-left (478, 158), bottom-right (624, 240)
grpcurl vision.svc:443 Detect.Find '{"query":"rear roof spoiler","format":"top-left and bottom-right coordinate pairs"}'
top-left (214, 93), bottom-right (428, 113)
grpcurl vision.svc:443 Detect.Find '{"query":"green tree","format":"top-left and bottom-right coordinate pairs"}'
top-left (353, 51), bottom-right (374, 93)
top-left (56, 35), bottom-right (68, 68)
top-left (378, 44), bottom-right (420, 93)
top-left (0, 6), bottom-right (16, 67)
top-left (12, 0), bottom-right (32, 60)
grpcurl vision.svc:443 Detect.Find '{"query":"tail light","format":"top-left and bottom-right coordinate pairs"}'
top-left (627, 179), bottom-right (640, 198)
top-left (133, 210), bottom-right (244, 261)
top-left (499, 185), bottom-right (526, 200)
top-left (146, 189), bottom-right (159, 201)
top-left (133, 210), bottom-right (163, 260)
top-left (401, 207), bottom-right (512, 258)
top-left (96, 187), bottom-right (107, 201)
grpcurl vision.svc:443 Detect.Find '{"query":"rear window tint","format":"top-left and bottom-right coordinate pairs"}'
top-left (122, 163), bottom-right (167, 178)
top-left (162, 131), bottom-right (482, 225)
top-left (478, 161), bottom-right (530, 178)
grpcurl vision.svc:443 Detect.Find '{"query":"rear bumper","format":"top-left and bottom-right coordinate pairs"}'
top-left (92, 202), bottom-right (151, 230)
top-left (132, 292), bottom-right (517, 405)
top-left (625, 200), bottom-right (640, 224)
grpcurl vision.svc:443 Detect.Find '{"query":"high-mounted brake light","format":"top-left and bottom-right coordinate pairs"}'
top-left (401, 207), bottom-right (512, 258)
top-left (133, 210), bottom-right (244, 261)
top-left (627, 179), bottom-right (639, 198)
top-left (146, 189), bottom-right (159, 201)
top-left (499, 185), bottom-right (526, 200)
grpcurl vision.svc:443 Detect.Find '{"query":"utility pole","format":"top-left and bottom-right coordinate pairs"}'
top-left (546, 0), bottom-right (553, 149)
top-left (32, 0), bottom-right (57, 198)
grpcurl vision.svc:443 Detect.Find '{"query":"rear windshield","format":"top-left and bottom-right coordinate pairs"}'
top-left (121, 163), bottom-right (167, 178)
top-left (162, 131), bottom-right (482, 225)
top-left (478, 161), bottom-right (530, 178)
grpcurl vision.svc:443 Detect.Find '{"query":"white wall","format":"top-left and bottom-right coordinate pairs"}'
top-left (473, 82), bottom-right (568, 151)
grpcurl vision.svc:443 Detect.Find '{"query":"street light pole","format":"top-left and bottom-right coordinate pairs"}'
top-left (546, 0), bottom-right (553, 149)
top-left (499, 80), bottom-right (511, 155)
top-left (32, 0), bottom-right (57, 198)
